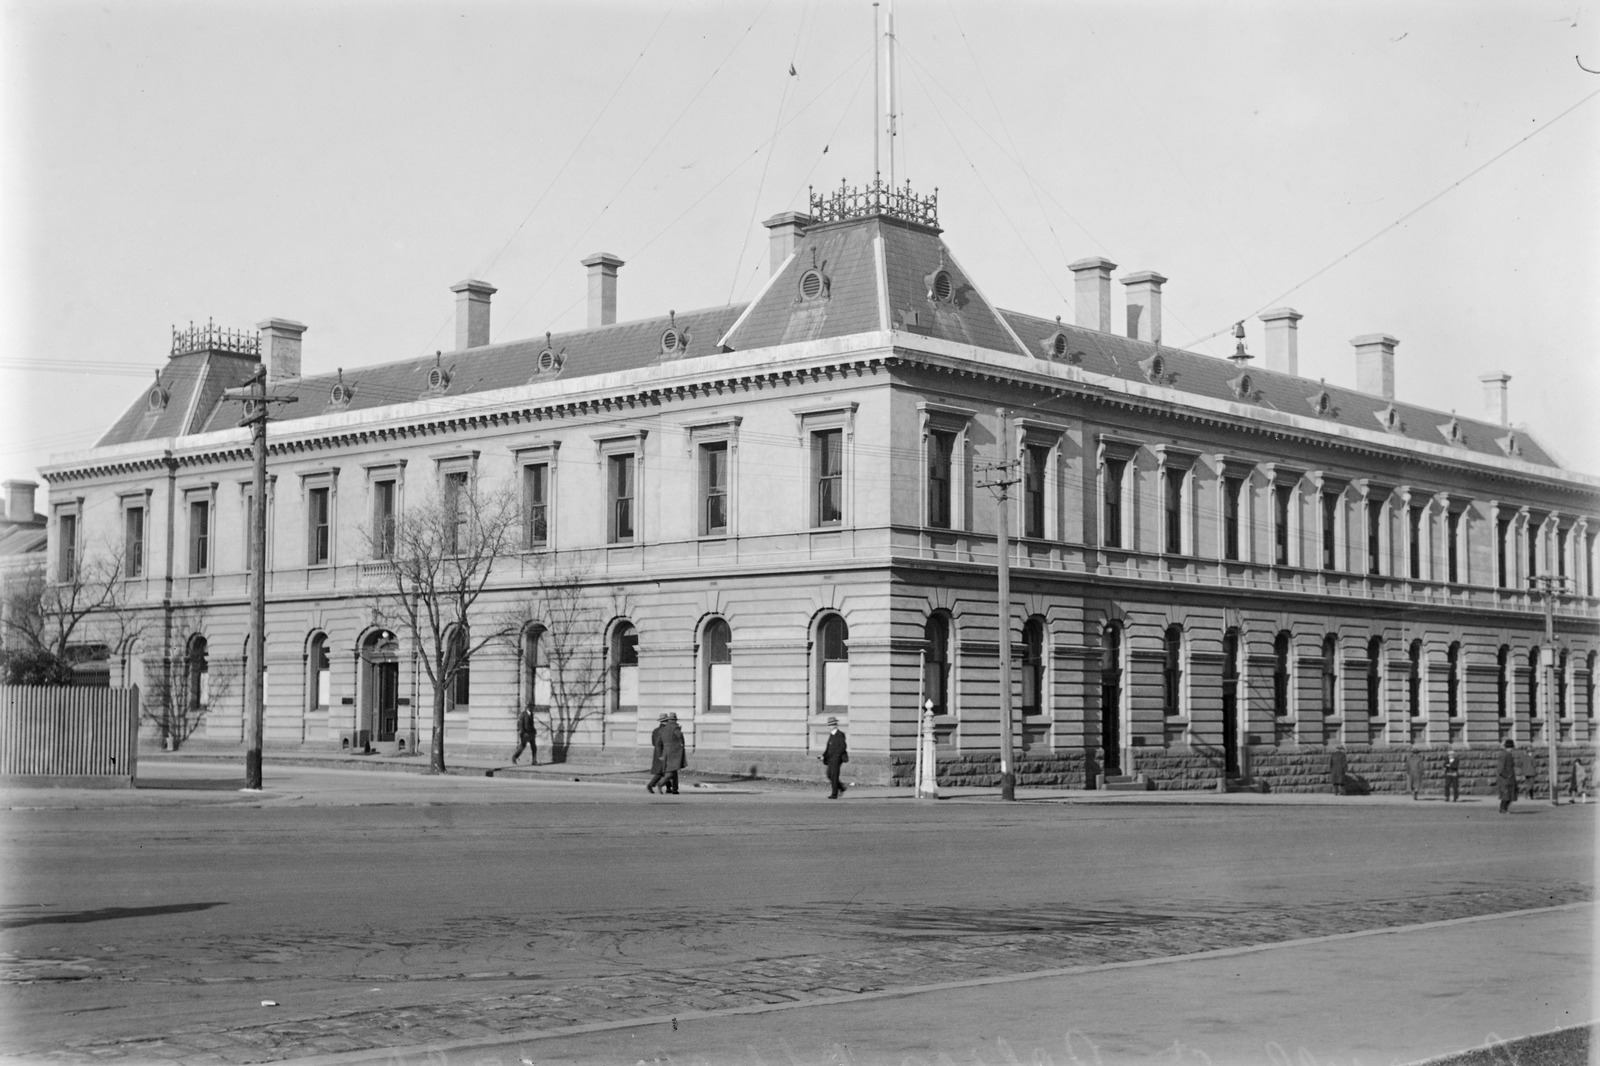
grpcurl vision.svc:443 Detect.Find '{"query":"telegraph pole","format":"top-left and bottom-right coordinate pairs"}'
top-left (977, 408), bottom-right (1020, 801)
top-left (224, 366), bottom-right (296, 790)
top-left (1531, 573), bottom-right (1568, 807)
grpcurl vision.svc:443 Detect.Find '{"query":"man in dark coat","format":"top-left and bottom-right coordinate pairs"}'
top-left (511, 706), bottom-right (538, 765)
top-left (822, 716), bottom-right (848, 798)
top-left (660, 713), bottom-right (687, 794)
top-left (1406, 747), bottom-right (1425, 800)
top-left (646, 713), bottom-right (669, 793)
top-left (1514, 744), bottom-right (1536, 800)
top-left (1497, 739), bottom-right (1518, 814)
top-left (1329, 747), bottom-right (1347, 795)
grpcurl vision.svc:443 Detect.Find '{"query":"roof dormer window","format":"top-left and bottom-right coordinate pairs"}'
top-left (329, 371), bottom-right (354, 408)
top-left (928, 269), bottom-right (954, 303)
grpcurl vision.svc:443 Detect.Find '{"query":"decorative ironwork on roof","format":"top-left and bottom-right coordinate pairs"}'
top-left (171, 319), bottom-right (260, 358)
top-left (809, 178), bottom-right (939, 231)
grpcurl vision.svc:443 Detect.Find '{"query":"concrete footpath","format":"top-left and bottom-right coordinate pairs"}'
top-left (286, 902), bottom-right (1594, 1066)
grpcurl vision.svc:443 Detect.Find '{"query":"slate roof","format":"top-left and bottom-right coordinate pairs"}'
top-left (92, 209), bottom-right (1558, 471)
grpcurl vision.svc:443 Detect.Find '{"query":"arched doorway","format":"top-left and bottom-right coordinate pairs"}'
top-left (360, 629), bottom-right (401, 745)
top-left (1099, 624), bottom-right (1122, 777)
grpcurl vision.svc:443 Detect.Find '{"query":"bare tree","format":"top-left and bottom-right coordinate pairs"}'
top-left (366, 477), bottom-right (520, 772)
top-left (497, 552), bottom-right (628, 762)
top-left (1, 547), bottom-right (129, 684)
top-left (137, 606), bottom-right (218, 750)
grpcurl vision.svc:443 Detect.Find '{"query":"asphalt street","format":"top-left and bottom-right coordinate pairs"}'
top-left (0, 762), bottom-right (1593, 1065)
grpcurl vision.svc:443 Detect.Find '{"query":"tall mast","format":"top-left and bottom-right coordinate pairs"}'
top-left (886, 0), bottom-right (898, 188)
top-left (873, 2), bottom-right (881, 180)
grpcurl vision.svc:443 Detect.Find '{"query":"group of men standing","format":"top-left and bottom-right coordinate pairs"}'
top-left (646, 713), bottom-right (687, 794)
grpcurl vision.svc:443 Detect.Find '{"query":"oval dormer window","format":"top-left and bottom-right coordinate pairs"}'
top-left (1052, 334), bottom-right (1067, 358)
top-left (799, 269), bottom-right (825, 300)
top-left (1150, 355), bottom-right (1164, 379)
top-left (537, 349), bottom-right (557, 373)
top-left (931, 270), bottom-right (953, 302)
top-left (427, 366), bottom-right (449, 390)
top-left (661, 328), bottom-right (681, 353)
top-left (1316, 393), bottom-right (1331, 415)
top-left (147, 386), bottom-right (168, 412)
top-left (330, 382), bottom-right (353, 406)
top-left (1238, 375), bottom-right (1252, 397)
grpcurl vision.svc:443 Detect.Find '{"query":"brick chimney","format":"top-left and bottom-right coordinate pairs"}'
top-left (3, 480), bottom-right (37, 523)
top-left (581, 253), bottom-right (625, 328)
top-left (1479, 371), bottom-right (1511, 426)
top-left (762, 212), bottom-right (810, 276)
top-left (450, 279), bottom-right (496, 350)
top-left (1352, 333), bottom-right (1399, 400)
top-left (257, 319), bottom-right (307, 385)
top-left (1070, 257), bottom-right (1117, 332)
top-left (1121, 271), bottom-right (1166, 344)
top-left (1260, 307), bottom-right (1303, 376)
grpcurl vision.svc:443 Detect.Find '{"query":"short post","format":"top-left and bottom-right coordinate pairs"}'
top-left (917, 701), bottom-right (940, 799)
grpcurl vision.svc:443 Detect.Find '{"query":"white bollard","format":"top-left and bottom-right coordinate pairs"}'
top-left (917, 704), bottom-right (940, 799)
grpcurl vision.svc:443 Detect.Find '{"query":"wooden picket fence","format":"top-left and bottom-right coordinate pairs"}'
top-left (0, 685), bottom-right (140, 784)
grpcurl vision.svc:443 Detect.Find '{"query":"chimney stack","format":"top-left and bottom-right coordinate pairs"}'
top-left (257, 319), bottom-right (307, 385)
top-left (1260, 307), bottom-right (1303, 376)
top-left (582, 253), bottom-right (625, 328)
top-left (762, 212), bottom-right (810, 276)
top-left (1479, 371), bottom-right (1511, 426)
top-left (1121, 271), bottom-right (1166, 344)
top-left (1351, 333), bottom-right (1399, 400)
top-left (1070, 257), bottom-right (1117, 333)
top-left (3, 480), bottom-right (37, 523)
top-left (450, 279), bottom-right (496, 350)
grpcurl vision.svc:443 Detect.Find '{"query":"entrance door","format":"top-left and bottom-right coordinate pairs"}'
top-left (1221, 630), bottom-right (1241, 776)
top-left (1100, 626), bottom-right (1122, 776)
top-left (375, 662), bottom-right (399, 741)
top-left (361, 629), bottom-right (401, 746)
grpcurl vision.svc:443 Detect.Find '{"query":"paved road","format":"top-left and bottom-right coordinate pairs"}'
top-left (1, 762), bottom-right (1592, 1065)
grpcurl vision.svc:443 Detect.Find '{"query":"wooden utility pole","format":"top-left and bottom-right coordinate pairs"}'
top-left (224, 366), bottom-right (296, 790)
top-left (1531, 573), bottom-right (1569, 807)
top-left (977, 408), bottom-right (1020, 801)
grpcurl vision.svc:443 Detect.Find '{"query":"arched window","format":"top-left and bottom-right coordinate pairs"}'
top-left (1587, 651), bottom-right (1597, 721)
top-left (1366, 636), bottom-right (1383, 720)
top-left (1497, 645), bottom-right (1511, 719)
top-left (1273, 632), bottom-right (1292, 716)
top-left (445, 626), bottom-right (470, 710)
top-left (522, 626), bottom-right (550, 713)
top-left (186, 634), bottom-right (209, 713)
top-left (1021, 617), bottom-right (1047, 716)
top-left (924, 613), bottom-right (952, 715)
top-left (1162, 624), bottom-right (1183, 717)
top-left (702, 619), bottom-right (732, 714)
top-left (1408, 640), bottom-right (1423, 718)
top-left (1321, 635), bottom-right (1338, 715)
top-left (1446, 642), bottom-right (1462, 718)
top-left (306, 632), bottom-right (330, 715)
top-left (611, 622), bottom-right (638, 716)
top-left (817, 614), bottom-right (849, 715)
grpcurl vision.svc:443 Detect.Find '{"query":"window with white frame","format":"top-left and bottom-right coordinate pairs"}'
top-left (307, 484), bottom-right (332, 566)
top-left (56, 506), bottom-right (80, 582)
top-left (593, 433), bottom-right (645, 545)
top-left (702, 618), bottom-right (732, 714)
top-left (1098, 436), bottom-right (1140, 550)
top-left (121, 496), bottom-right (147, 579)
top-left (686, 418), bottom-right (739, 540)
top-left (919, 404), bottom-right (973, 532)
top-left (185, 491), bottom-right (213, 575)
top-left (817, 614), bottom-right (849, 715)
top-left (795, 404), bottom-right (856, 530)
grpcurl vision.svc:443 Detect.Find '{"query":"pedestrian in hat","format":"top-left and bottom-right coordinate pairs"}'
top-left (510, 704), bottom-right (538, 766)
top-left (1497, 738), bottom-right (1518, 813)
top-left (660, 712), bottom-right (687, 794)
top-left (646, 713), bottom-right (669, 793)
top-left (1406, 746), bottom-right (1425, 800)
top-left (821, 716), bottom-right (848, 798)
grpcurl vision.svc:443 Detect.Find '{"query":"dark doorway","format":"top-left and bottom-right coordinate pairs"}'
top-left (362, 629), bottom-right (401, 744)
top-left (1222, 629), bottom-right (1241, 776)
top-left (1100, 625), bottom-right (1122, 776)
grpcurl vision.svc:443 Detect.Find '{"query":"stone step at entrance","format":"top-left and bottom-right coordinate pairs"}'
top-left (1097, 773), bottom-right (1152, 791)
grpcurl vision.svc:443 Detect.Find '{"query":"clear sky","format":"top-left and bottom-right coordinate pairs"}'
top-left (2, 0), bottom-right (1597, 487)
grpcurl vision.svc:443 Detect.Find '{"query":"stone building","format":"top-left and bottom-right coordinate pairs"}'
top-left (40, 182), bottom-right (1599, 790)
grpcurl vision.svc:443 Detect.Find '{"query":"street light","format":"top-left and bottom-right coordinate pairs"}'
top-left (1529, 573), bottom-right (1569, 807)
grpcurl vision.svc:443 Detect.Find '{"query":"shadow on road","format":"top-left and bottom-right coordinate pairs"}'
top-left (134, 777), bottom-right (244, 791)
top-left (0, 901), bottom-right (228, 929)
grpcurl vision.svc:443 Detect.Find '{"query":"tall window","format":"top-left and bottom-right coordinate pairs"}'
top-left (1588, 651), bottom-right (1597, 720)
top-left (307, 632), bottom-right (330, 713)
top-left (1496, 516), bottom-right (1510, 588)
top-left (611, 622), bottom-right (639, 715)
top-left (703, 619), bottom-right (732, 713)
top-left (1496, 645), bottom-right (1511, 718)
top-left (1367, 499), bottom-right (1384, 575)
top-left (1528, 647), bottom-right (1541, 721)
top-left (1557, 649), bottom-right (1569, 719)
top-left (523, 626), bottom-right (550, 712)
top-left (1407, 640), bottom-right (1423, 718)
top-left (1021, 617), bottom-right (1046, 716)
top-left (700, 443), bottom-right (728, 537)
top-left (1408, 504), bottom-right (1423, 580)
top-left (57, 512), bottom-right (78, 581)
top-left (1557, 527), bottom-right (1569, 578)
top-left (1163, 469), bottom-right (1185, 554)
top-left (926, 430), bottom-right (955, 528)
top-left (1023, 444), bottom-right (1049, 539)
top-left (307, 486), bottom-right (331, 565)
top-left (186, 635), bottom-right (209, 714)
top-left (1274, 485), bottom-right (1293, 566)
top-left (188, 500), bottom-right (210, 574)
top-left (373, 479), bottom-right (397, 558)
top-left (812, 429), bottom-right (842, 527)
top-left (1587, 532), bottom-right (1597, 596)
top-left (1273, 632), bottom-right (1292, 716)
top-left (1321, 635), bottom-right (1338, 714)
top-left (523, 464), bottom-right (549, 548)
top-left (1446, 642), bottom-right (1461, 719)
top-left (1162, 624), bottom-right (1183, 716)
top-left (818, 614), bottom-right (849, 714)
top-left (1446, 510), bottom-right (1461, 584)
top-left (607, 455), bottom-right (635, 543)
top-left (445, 471), bottom-right (469, 554)
top-left (1527, 521), bottom-right (1539, 581)
top-left (923, 613), bottom-right (951, 715)
top-left (1222, 477), bottom-right (1242, 561)
top-left (1321, 492), bottom-right (1339, 571)
top-left (1102, 458), bottom-right (1126, 548)
top-left (1366, 636), bottom-right (1383, 719)
top-left (124, 506), bottom-right (144, 578)
top-left (447, 626), bottom-right (470, 709)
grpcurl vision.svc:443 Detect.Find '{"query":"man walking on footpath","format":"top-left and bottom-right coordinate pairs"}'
top-left (1443, 750), bottom-right (1460, 802)
top-left (1514, 742), bottom-right (1536, 800)
top-left (1329, 746), bottom-right (1347, 796)
top-left (646, 713), bottom-right (668, 793)
top-left (660, 713), bottom-right (687, 795)
top-left (1406, 746), bottom-right (1425, 800)
top-left (511, 705), bottom-right (538, 765)
top-left (822, 716), bottom-right (848, 798)
top-left (1497, 739), bottom-right (1518, 814)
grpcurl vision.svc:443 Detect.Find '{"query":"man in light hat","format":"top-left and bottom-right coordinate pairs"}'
top-left (661, 712), bottom-right (687, 794)
top-left (646, 713), bottom-right (669, 793)
top-left (821, 716), bottom-right (848, 798)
